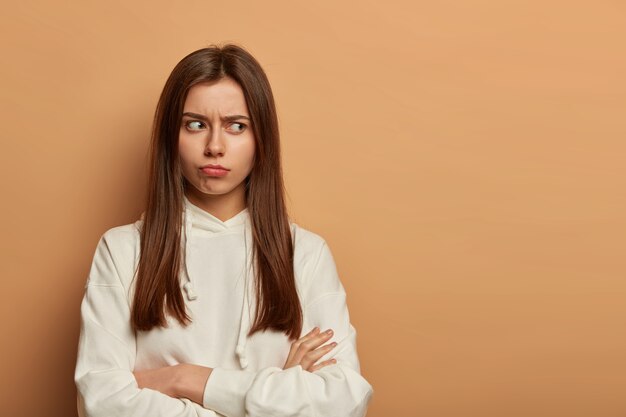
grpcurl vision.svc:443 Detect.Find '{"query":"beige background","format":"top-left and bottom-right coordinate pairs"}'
top-left (1, 1), bottom-right (625, 416)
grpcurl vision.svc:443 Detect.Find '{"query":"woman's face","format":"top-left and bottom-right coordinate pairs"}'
top-left (178, 77), bottom-right (256, 209)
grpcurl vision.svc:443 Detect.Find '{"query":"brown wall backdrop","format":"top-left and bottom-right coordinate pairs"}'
top-left (1, 1), bottom-right (625, 416)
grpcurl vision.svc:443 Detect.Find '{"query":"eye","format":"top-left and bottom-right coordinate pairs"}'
top-left (185, 120), bottom-right (205, 131)
top-left (227, 122), bottom-right (247, 133)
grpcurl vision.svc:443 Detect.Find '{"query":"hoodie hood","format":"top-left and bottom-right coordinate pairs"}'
top-left (181, 195), bottom-right (255, 370)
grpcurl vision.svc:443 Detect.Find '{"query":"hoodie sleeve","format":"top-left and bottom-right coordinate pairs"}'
top-left (202, 240), bottom-right (374, 417)
top-left (74, 232), bottom-right (221, 417)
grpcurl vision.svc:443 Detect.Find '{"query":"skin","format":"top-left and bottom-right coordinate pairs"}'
top-left (133, 77), bottom-right (337, 405)
top-left (178, 77), bottom-right (256, 222)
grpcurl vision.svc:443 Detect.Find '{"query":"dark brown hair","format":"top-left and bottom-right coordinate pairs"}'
top-left (131, 43), bottom-right (302, 341)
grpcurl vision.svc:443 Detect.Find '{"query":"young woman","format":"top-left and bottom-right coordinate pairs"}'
top-left (74, 44), bottom-right (373, 417)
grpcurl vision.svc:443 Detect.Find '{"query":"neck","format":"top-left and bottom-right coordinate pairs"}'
top-left (184, 183), bottom-right (247, 222)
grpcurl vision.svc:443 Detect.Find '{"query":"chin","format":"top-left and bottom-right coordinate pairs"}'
top-left (197, 188), bottom-right (233, 196)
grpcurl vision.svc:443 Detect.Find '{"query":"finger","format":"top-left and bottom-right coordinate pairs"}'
top-left (298, 329), bottom-right (334, 354)
top-left (308, 358), bottom-right (337, 373)
top-left (300, 341), bottom-right (338, 369)
top-left (289, 327), bottom-right (319, 350)
top-left (285, 327), bottom-right (321, 366)
top-left (296, 327), bottom-right (321, 346)
top-left (291, 329), bottom-right (335, 366)
top-left (306, 326), bottom-right (320, 336)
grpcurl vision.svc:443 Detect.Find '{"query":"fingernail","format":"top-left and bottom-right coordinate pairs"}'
top-left (325, 329), bottom-right (333, 335)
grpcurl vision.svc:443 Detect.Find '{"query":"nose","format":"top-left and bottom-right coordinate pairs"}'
top-left (204, 126), bottom-right (225, 157)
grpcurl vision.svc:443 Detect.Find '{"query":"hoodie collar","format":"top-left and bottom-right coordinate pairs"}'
top-left (183, 195), bottom-right (250, 233)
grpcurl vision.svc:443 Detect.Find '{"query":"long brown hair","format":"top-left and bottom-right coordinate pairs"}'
top-left (131, 44), bottom-right (302, 341)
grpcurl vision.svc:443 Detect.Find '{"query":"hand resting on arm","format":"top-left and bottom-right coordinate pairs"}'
top-left (134, 325), bottom-right (338, 403)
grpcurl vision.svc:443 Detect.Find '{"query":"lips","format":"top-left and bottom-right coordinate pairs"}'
top-left (201, 164), bottom-right (229, 170)
top-left (200, 164), bottom-right (229, 177)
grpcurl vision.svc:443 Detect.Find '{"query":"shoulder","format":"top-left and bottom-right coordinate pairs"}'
top-left (87, 220), bottom-right (142, 289)
top-left (100, 220), bottom-right (142, 253)
top-left (289, 222), bottom-right (345, 304)
top-left (99, 219), bottom-right (142, 269)
top-left (290, 222), bottom-right (327, 263)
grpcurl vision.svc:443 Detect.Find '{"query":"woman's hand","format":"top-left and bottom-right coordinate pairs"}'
top-left (283, 327), bottom-right (338, 372)
top-left (133, 364), bottom-right (181, 399)
top-left (133, 364), bottom-right (212, 405)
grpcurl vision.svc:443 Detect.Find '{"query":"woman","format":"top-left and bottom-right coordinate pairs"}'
top-left (74, 43), bottom-right (373, 417)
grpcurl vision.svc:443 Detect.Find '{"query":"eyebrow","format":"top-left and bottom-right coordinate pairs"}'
top-left (182, 112), bottom-right (250, 122)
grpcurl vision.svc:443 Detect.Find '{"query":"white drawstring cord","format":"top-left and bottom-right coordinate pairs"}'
top-left (235, 218), bottom-right (252, 369)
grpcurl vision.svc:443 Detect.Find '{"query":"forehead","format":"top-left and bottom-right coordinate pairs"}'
top-left (183, 77), bottom-right (249, 115)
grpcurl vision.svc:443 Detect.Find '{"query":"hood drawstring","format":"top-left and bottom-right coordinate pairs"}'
top-left (181, 200), bottom-right (253, 369)
top-left (182, 206), bottom-right (198, 301)
top-left (235, 217), bottom-right (254, 369)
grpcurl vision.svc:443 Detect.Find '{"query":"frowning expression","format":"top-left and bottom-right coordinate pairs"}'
top-left (178, 77), bottom-right (256, 203)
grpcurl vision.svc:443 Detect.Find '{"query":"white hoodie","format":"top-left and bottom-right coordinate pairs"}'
top-left (74, 195), bottom-right (374, 417)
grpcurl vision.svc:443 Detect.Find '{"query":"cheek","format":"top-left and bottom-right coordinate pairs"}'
top-left (244, 138), bottom-right (256, 166)
top-left (231, 137), bottom-right (256, 170)
top-left (246, 144), bottom-right (256, 166)
top-left (178, 138), bottom-right (196, 171)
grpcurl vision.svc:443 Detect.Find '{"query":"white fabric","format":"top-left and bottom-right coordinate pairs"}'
top-left (74, 195), bottom-right (374, 417)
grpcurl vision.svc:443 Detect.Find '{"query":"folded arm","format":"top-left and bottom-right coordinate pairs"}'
top-left (76, 231), bottom-right (373, 417)
top-left (201, 241), bottom-right (374, 417)
top-left (74, 234), bottom-right (220, 417)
